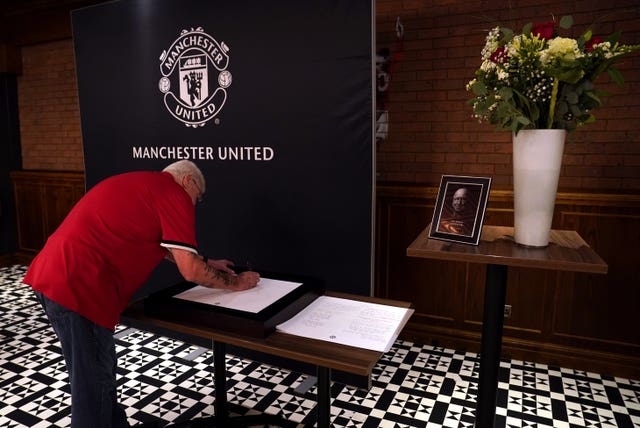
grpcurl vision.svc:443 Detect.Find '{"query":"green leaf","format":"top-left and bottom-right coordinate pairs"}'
top-left (501, 27), bottom-right (514, 41)
top-left (556, 101), bottom-right (568, 115)
top-left (606, 31), bottom-right (621, 45)
top-left (552, 68), bottom-right (584, 84)
top-left (585, 91), bottom-right (602, 106)
top-left (607, 68), bottom-right (625, 86)
top-left (530, 104), bottom-right (540, 122)
top-left (472, 80), bottom-right (488, 96)
top-left (559, 15), bottom-right (573, 30)
top-left (522, 23), bottom-right (532, 36)
top-left (582, 29), bottom-right (592, 42)
top-left (570, 104), bottom-right (582, 116)
top-left (498, 87), bottom-right (513, 99)
top-left (580, 80), bottom-right (594, 91)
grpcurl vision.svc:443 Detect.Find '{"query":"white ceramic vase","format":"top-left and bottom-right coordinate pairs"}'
top-left (512, 129), bottom-right (567, 247)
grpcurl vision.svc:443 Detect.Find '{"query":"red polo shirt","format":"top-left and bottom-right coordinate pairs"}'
top-left (24, 171), bottom-right (197, 330)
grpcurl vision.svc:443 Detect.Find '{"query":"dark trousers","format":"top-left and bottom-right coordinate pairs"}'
top-left (34, 291), bottom-right (130, 428)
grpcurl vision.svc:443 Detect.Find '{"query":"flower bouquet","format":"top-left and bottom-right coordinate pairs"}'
top-left (467, 16), bottom-right (639, 133)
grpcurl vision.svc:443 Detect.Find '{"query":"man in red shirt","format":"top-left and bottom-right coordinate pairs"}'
top-left (24, 160), bottom-right (259, 428)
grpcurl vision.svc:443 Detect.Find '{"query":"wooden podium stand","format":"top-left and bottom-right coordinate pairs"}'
top-left (407, 225), bottom-right (607, 428)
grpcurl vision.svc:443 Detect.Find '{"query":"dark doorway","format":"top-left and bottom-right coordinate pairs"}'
top-left (0, 73), bottom-right (22, 255)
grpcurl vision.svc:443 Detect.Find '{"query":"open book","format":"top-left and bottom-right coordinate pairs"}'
top-left (173, 277), bottom-right (303, 313)
top-left (276, 296), bottom-right (414, 353)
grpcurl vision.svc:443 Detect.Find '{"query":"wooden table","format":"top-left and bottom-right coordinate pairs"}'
top-left (407, 225), bottom-right (607, 428)
top-left (122, 291), bottom-right (411, 427)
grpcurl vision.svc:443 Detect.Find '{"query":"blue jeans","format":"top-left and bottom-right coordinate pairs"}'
top-left (34, 291), bottom-right (130, 428)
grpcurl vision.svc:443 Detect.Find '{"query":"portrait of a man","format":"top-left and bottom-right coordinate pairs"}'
top-left (437, 185), bottom-right (480, 237)
top-left (429, 175), bottom-right (491, 245)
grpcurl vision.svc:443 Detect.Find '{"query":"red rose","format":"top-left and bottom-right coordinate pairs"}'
top-left (490, 46), bottom-right (508, 63)
top-left (531, 22), bottom-right (556, 40)
top-left (585, 36), bottom-right (604, 52)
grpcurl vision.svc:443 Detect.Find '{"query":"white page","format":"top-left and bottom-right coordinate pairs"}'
top-left (276, 296), bottom-right (414, 352)
top-left (173, 277), bottom-right (302, 313)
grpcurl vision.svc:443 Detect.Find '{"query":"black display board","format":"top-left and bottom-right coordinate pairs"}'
top-left (72, 0), bottom-right (374, 296)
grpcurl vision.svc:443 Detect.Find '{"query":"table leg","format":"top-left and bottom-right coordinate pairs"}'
top-left (475, 263), bottom-right (508, 428)
top-left (316, 366), bottom-right (331, 428)
top-left (213, 340), bottom-right (228, 423)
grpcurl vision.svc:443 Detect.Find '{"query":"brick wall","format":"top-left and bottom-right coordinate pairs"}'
top-left (375, 0), bottom-right (640, 191)
top-left (18, 39), bottom-right (83, 171)
top-left (15, 1), bottom-right (640, 191)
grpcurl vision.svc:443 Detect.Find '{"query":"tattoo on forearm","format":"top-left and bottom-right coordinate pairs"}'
top-left (204, 263), bottom-right (233, 288)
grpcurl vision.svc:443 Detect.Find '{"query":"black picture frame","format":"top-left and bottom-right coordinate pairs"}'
top-left (429, 175), bottom-right (492, 245)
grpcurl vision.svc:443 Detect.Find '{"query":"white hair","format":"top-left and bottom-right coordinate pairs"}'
top-left (162, 160), bottom-right (206, 194)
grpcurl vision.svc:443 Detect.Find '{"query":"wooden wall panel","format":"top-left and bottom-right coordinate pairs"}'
top-left (376, 184), bottom-right (640, 379)
top-left (552, 212), bottom-right (640, 349)
top-left (461, 263), bottom-right (485, 327)
top-left (501, 267), bottom-right (553, 335)
top-left (10, 171), bottom-right (84, 255)
top-left (12, 178), bottom-right (45, 252)
top-left (43, 182), bottom-right (81, 234)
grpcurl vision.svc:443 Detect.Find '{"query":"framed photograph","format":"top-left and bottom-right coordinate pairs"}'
top-left (429, 175), bottom-right (492, 245)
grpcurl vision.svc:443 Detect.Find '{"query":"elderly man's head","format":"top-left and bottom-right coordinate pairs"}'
top-left (452, 188), bottom-right (470, 213)
top-left (163, 160), bottom-right (206, 205)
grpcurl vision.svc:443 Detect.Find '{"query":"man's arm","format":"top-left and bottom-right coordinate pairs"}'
top-left (167, 247), bottom-right (259, 291)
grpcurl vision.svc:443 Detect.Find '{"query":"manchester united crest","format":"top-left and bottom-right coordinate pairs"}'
top-left (158, 27), bottom-right (232, 127)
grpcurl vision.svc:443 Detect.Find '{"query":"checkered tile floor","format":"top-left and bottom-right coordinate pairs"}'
top-left (1, 265), bottom-right (639, 427)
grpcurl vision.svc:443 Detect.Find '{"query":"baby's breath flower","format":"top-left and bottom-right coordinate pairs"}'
top-left (481, 27), bottom-right (502, 61)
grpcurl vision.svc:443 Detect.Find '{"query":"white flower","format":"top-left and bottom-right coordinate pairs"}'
top-left (540, 37), bottom-right (583, 64)
top-left (465, 79), bottom-right (477, 91)
top-left (507, 35), bottom-right (522, 57)
top-left (480, 60), bottom-right (497, 72)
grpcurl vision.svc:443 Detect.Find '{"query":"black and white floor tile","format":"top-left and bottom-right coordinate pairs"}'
top-left (1, 265), bottom-right (639, 427)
